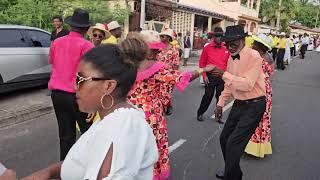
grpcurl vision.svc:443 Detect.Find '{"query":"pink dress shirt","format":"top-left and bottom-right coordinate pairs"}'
top-left (217, 46), bottom-right (266, 107)
top-left (48, 32), bottom-right (93, 93)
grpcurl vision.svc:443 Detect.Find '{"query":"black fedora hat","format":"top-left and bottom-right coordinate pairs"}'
top-left (65, 8), bottom-right (91, 28)
top-left (222, 25), bottom-right (246, 42)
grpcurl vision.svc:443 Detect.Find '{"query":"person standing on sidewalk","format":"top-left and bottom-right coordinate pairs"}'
top-left (48, 9), bottom-right (93, 160)
top-left (50, 15), bottom-right (69, 42)
top-left (276, 32), bottom-right (286, 70)
top-left (183, 31), bottom-right (191, 66)
top-left (197, 27), bottom-right (230, 122)
top-left (212, 25), bottom-right (266, 180)
top-left (300, 33), bottom-right (310, 59)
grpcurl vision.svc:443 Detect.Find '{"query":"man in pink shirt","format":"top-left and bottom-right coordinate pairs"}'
top-left (197, 27), bottom-right (230, 122)
top-left (49, 9), bottom-right (93, 160)
top-left (211, 25), bottom-right (266, 180)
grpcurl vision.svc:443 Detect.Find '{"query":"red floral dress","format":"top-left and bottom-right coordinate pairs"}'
top-left (128, 62), bottom-right (191, 180)
top-left (157, 46), bottom-right (180, 107)
top-left (157, 46), bottom-right (180, 68)
top-left (245, 59), bottom-right (273, 158)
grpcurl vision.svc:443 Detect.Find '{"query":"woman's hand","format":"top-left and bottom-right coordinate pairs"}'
top-left (22, 169), bottom-right (50, 180)
top-left (0, 169), bottom-right (16, 180)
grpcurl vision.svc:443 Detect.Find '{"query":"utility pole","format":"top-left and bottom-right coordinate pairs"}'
top-left (276, 0), bottom-right (282, 31)
top-left (140, 0), bottom-right (146, 29)
top-left (315, 7), bottom-right (319, 28)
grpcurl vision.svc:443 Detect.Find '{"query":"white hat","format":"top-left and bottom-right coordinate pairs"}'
top-left (87, 23), bottom-right (109, 38)
top-left (252, 33), bottom-right (272, 50)
top-left (107, 21), bottom-right (121, 31)
top-left (280, 32), bottom-right (286, 36)
top-left (140, 30), bottom-right (166, 49)
top-left (159, 29), bottom-right (174, 40)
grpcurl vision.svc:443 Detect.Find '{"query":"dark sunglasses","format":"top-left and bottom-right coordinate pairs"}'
top-left (93, 33), bottom-right (104, 39)
top-left (76, 73), bottom-right (109, 89)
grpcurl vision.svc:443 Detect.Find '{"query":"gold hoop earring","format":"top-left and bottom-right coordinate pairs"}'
top-left (100, 93), bottom-right (114, 110)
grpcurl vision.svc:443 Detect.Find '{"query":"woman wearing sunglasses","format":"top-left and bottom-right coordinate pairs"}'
top-left (126, 31), bottom-right (214, 180)
top-left (23, 38), bottom-right (158, 180)
top-left (88, 23), bottom-right (109, 46)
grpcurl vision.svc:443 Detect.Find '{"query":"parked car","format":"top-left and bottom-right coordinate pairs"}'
top-left (0, 25), bottom-right (51, 94)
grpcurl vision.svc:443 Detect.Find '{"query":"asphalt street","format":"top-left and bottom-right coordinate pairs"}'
top-left (1, 51), bottom-right (320, 180)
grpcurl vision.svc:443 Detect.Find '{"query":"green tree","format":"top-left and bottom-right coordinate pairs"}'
top-left (0, 0), bottom-right (54, 30)
top-left (295, 3), bottom-right (319, 28)
top-left (260, 0), bottom-right (299, 31)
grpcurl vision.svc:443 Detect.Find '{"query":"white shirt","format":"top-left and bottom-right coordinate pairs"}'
top-left (301, 37), bottom-right (310, 45)
top-left (293, 37), bottom-right (299, 44)
top-left (61, 108), bottom-right (158, 180)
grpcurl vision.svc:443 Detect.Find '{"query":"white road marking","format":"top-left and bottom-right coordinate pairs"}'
top-left (169, 138), bottom-right (187, 154)
top-left (211, 100), bottom-right (235, 119)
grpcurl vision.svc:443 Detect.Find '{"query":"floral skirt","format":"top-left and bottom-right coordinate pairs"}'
top-left (245, 85), bottom-right (272, 158)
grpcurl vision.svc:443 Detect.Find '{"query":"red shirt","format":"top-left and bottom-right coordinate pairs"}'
top-left (199, 42), bottom-right (230, 71)
top-left (48, 32), bottom-right (93, 92)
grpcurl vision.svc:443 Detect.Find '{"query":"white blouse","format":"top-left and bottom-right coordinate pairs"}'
top-left (61, 108), bottom-right (158, 180)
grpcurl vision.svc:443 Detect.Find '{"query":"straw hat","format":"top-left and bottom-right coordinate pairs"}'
top-left (107, 21), bottom-right (121, 31)
top-left (140, 30), bottom-right (166, 50)
top-left (87, 23), bottom-right (109, 38)
top-left (252, 34), bottom-right (272, 50)
top-left (159, 29), bottom-right (175, 40)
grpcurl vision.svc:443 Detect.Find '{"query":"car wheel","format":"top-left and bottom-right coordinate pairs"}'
top-left (0, 74), bottom-right (3, 84)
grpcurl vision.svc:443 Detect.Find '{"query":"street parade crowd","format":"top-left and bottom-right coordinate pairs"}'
top-left (1, 8), bottom-right (319, 180)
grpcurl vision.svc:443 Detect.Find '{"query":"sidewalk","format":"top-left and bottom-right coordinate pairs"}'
top-left (0, 89), bottom-right (53, 128)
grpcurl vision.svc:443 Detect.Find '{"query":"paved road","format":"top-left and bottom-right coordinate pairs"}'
top-left (1, 52), bottom-right (320, 179)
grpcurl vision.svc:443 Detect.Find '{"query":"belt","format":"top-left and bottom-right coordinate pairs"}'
top-left (235, 96), bottom-right (266, 104)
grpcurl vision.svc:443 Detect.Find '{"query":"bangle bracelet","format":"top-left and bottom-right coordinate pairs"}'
top-left (197, 68), bottom-right (204, 75)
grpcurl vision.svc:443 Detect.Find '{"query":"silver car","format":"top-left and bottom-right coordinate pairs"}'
top-left (0, 25), bottom-right (51, 94)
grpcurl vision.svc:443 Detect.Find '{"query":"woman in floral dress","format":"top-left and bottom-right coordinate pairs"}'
top-left (245, 34), bottom-right (274, 158)
top-left (157, 29), bottom-right (181, 115)
top-left (125, 31), bottom-right (214, 179)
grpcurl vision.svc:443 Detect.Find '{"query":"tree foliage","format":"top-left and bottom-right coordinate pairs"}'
top-left (0, 0), bottom-right (130, 31)
top-left (260, 0), bottom-right (320, 31)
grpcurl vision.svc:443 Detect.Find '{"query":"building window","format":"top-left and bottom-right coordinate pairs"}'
top-left (253, 0), bottom-right (257, 9)
top-left (241, 0), bottom-right (248, 6)
top-left (250, 22), bottom-right (257, 32)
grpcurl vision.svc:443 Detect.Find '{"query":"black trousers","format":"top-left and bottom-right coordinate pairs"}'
top-left (271, 48), bottom-right (278, 61)
top-left (220, 97), bottom-right (266, 180)
top-left (300, 44), bottom-right (308, 59)
top-left (197, 74), bottom-right (224, 116)
top-left (51, 90), bottom-right (92, 160)
top-left (290, 47), bottom-right (295, 57)
top-left (277, 48), bottom-right (285, 70)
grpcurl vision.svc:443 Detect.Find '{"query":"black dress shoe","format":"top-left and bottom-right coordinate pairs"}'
top-left (165, 106), bottom-right (173, 116)
top-left (197, 115), bottom-right (204, 122)
top-left (216, 169), bottom-right (224, 179)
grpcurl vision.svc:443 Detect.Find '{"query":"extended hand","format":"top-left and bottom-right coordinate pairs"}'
top-left (203, 64), bottom-right (215, 73)
top-left (0, 169), bottom-right (16, 180)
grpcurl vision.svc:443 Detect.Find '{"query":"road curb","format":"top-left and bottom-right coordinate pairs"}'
top-left (0, 104), bottom-right (53, 129)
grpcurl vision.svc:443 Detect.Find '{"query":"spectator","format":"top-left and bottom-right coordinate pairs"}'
top-left (50, 15), bottom-right (69, 41)
top-left (87, 23), bottom-right (109, 46)
top-left (102, 21), bottom-right (122, 44)
top-left (48, 9), bottom-right (93, 161)
top-left (183, 31), bottom-right (191, 66)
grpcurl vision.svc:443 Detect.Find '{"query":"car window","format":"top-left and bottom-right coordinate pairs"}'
top-left (26, 30), bottom-right (51, 47)
top-left (0, 29), bottom-right (29, 47)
